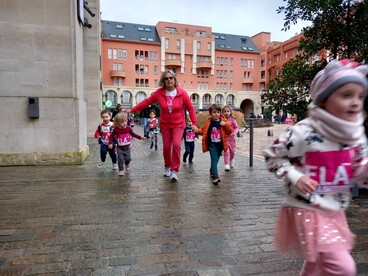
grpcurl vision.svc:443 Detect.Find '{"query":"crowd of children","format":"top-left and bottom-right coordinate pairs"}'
top-left (95, 104), bottom-right (241, 183)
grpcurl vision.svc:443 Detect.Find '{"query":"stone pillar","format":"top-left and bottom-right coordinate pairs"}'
top-left (0, 0), bottom-right (96, 166)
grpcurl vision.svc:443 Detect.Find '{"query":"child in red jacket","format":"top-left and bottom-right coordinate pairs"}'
top-left (196, 104), bottom-right (232, 184)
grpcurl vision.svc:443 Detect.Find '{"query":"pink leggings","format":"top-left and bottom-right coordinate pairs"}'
top-left (160, 126), bottom-right (184, 172)
top-left (300, 251), bottom-right (356, 276)
top-left (224, 135), bottom-right (236, 165)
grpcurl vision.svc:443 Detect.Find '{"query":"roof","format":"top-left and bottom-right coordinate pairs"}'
top-left (101, 20), bottom-right (161, 43)
top-left (213, 32), bottom-right (259, 53)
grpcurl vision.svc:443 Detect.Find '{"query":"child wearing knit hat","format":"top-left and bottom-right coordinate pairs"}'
top-left (263, 59), bottom-right (368, 276)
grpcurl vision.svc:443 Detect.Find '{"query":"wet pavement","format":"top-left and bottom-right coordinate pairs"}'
top-left (0, 125), bottom-right (368, 275)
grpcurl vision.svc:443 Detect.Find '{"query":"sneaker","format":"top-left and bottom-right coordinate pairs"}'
top-left (212, 174), bottom-right (221, 185)
top-left (125, 164), bottom-right (130, 171)
top-left (170, 171), bottom-right (178, 181)
top-left (163, 167), bottom-right (171, 177)
top-left (183, 158), bottom-right (187, 163)
top-left (212, 177), bottom-right (221, 185)
top-left (230, 159), bottom-right (235, 167)
top-left (112, 163), bottom-right (118, 170)
top-left (155, 146), bottom-right (158, 151)
top-left (97, 161), bottom-right (104, 168)
top-left (225, 164), bottom-right (230, 171)
top-left (118, 170), bottom-right (125, 176)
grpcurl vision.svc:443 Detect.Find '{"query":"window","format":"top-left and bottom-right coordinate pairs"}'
top-left (177, 39), bottom-right (180, 50)
top-left (118, 49), bottom-right (122, 59)
top-left (113, 63), bottom-right (117, 70)
top-left (154, 66), bottom-right (158, 75)
top-left (123, 50), bottom-right (127, 60)
top-left (118, 77), bottom-right (123, 86)
top-left (113, 49), bottom-right (117, 59)
top-left (118, 63), bottom-right (123, 70)
top-left (121, 90), bottom-right (131, 104)
top-left (226, 94), bottom-right (234, 106)
top-left (113, 77), bottom-right (117, 86)
top-left (153, 52), bottom-right (158, 61)
top-left (136, 91), bottom-right (147, 103)
top-left (207, 42), bottom-right (211, 52)
top-left (230, 70), bottom-right (233, 79)
top-left (165, 38), bottom-right (169, 49)
top-left (116, 24), bottom-right (123, 29)
top-left (105, 90), bottom-right (117, 104)
top-left (230, 58), bottom-right (234, 66)
top-left (196, 30), bottom-right (207, 37)
top-left (164, 27), bottom-right (177, 34)
top-left (144, 65), bottom-right (148, 74)
top-left (108, 48), bottom-right (112, 59)
top-left (197, 41), bottom-right (201, 51)
top-left (109, 34), bottom-right (117, 38)
top-left (117, 35), bottom-right (125, 39)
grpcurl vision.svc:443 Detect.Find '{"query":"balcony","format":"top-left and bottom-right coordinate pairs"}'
top-left (165, 59), bottom-right (181, 67)
top-left (110, 70), bottom-right (126, 78)
top-left (197, 61), bottom-right (212, 69)
top-left (242, 77), bottom-right (254, 84)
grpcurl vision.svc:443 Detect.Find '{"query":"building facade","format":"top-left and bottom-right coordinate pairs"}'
top-left (0, 0), bottom-right (101, 166)
top-left (101, 20), bottom-right (268, 118)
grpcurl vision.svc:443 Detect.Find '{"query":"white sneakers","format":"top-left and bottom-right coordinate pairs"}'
top-left (163, 167), bottom-right (171, 177)
top-left (230, 159), bottom-right (235, 167)
top-left (112, 163), bottom-right (118, 170)
top-left (97, 161), bottom-right (104, 168)
top-left (225, 164), bottom-right (230, 171)
top-left (170, 171), bottom-right (178, 181)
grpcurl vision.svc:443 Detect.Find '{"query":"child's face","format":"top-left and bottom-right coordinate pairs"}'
top-left (186, 120), bottom-right (192, 126)
top-left (117, 121), bottom-right (128, 128)
top-left (149, 112), bottom-right (156, 118)
top-left (323, 83), bottom-right (365, 122)
top-left (211, 110), bottom-right (221, 121)
top-left (222, 108), bottom-right (231, 118)
top-left (101, 113), bottom-right (111, 124)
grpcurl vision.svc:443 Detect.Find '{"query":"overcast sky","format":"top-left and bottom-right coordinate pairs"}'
top-left (100, 0), bottom-right (311, 41)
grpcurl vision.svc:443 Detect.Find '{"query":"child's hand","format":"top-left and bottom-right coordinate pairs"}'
top-left (141, 137), bottom-right (145, 140)
top-left (191, 125), bottom-right (198, 132)
top-left (108, 144), bottom-right (113, 149)
top-left (220, 121), bottom-right (225, 126)
top-left (296, 175), bottom-right (320, 194)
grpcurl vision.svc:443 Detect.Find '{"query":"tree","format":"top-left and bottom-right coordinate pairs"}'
top-left (262, 0), bottom-right (368, 120)
top-left (262, 55), bottom-right (325, 120)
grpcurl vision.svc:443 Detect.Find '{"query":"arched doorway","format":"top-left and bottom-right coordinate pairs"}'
top-left (240, 99), bottom-right (254, 118)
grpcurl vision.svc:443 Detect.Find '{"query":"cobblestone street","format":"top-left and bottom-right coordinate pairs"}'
top-left (0, 125), bottom-right (367, 275)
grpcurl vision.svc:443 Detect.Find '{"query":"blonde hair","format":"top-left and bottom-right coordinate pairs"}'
top-left (158, 70), bottom-right (178, 87)
top-left (113, 112), bottom-right (127, 127)
top-left (222, 105), bottom-right (234, 118)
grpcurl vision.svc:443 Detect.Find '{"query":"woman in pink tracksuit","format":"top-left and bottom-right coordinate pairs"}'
top-left (222, 105), bottom-right (239, 171)
top-left (130, 70), bottom-right (198, 181)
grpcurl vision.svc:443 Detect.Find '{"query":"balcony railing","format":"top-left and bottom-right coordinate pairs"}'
top-left (110, 70), bottom-right (126, 78)
top-left (242, 77), bottom-right (254, 84)
top-left (197, 61), bottom-right (212, 69)
top-left (165, 59), bottom-right (181, 67)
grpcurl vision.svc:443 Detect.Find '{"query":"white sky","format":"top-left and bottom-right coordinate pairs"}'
top-left (99, 0), bottom-right (311, 41)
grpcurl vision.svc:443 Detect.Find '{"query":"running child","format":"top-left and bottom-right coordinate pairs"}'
top-left (146, 110), bottom-right (159, 151)
top-left (222, 105), bottom-right (239, 171)
top-left (182, 117), bottom-right (196, 164)
top-left (108, 113), bottom-right (145, 176)
top-left (263, 59), bottom-right (368, 276)
top-left (196, 104), bottom-right (232, 184)
top-left (94, 109), bottom-right (117, 170)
